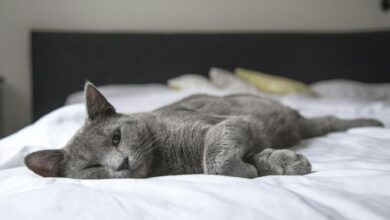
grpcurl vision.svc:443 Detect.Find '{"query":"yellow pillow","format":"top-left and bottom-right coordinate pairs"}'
top-left (235, 68), bottom-right (314, 95)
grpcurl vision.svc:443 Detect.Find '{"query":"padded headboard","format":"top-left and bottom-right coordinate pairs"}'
top-left (31, 31), bottom-right (390, 120)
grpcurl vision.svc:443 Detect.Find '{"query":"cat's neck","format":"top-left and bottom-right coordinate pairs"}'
top-left (135, 112), bottom-right (206, 176)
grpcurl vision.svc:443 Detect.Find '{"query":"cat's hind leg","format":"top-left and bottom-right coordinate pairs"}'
top-left (203, 113), bottom-right (308, 178)
top-left (203, 117), bottom-right (260, 178)
top-left (298, 116), bottom-right (384, 139)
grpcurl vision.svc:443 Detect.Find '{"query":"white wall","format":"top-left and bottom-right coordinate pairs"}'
top-left (0, 0), bottom-right (389, 135)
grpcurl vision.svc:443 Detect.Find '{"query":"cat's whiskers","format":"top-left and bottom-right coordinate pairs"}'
top-left (136, 138), bottom-right (160, 155)
top-left (133, 136), bottom-right (162, 160)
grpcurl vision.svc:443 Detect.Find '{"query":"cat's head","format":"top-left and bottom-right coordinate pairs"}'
top-left (24, 82), bottom-right (155, 179)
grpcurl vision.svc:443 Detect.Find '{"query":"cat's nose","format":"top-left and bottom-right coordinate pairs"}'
top-left (117, 157), bottom-right (130, 170)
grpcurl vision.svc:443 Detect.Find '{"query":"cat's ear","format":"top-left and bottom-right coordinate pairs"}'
top-left (84, 82), bottom-right (116, 120)
top-left (24, 150), bottom-right (65, 177)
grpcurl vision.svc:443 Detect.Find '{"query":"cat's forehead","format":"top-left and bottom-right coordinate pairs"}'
top-left (64, 117), bottom-right (118, 146)
top-left (72, 115), bottom-right (141, 143)
top-left (83, 114), bottom-right (135, 130)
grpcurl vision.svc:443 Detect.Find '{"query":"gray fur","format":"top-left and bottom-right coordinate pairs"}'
top-left (24, 82), bottom-right (384, 179)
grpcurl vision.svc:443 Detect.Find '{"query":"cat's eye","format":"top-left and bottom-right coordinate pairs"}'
top-left (84, 164), bottom-right (102, 169)
top-left (112, 129), bottom-right (121, 147)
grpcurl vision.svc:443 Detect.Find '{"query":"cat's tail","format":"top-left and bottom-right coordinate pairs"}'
top-left (298, 116), bottom-right (384, 139)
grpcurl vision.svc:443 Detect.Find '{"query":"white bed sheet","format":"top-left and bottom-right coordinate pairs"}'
top-left (1, 86), bottom-right (390, 220)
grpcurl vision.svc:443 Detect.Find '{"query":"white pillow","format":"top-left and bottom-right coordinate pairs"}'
top-left (311, 79), bottom-right (390, 101)
top-left (209, 67), bottom-right (258, 93)
top-left (167, 74), bottom-right (216, 90)
top-left (65, 84), bottom-right (169, 105)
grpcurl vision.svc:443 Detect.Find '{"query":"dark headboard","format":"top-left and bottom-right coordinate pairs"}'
top-left (32, 31), bottom-right (390, 120)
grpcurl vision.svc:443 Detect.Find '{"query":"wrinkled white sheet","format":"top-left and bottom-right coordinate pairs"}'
top-left (1, 87), bottom-right (390, 220)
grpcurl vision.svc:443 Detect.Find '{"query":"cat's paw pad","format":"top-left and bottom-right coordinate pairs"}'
top-left (252, 149), bottom-right (312, 176)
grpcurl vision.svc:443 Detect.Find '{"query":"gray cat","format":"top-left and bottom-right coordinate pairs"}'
top-left (25, 82), bottom-right (383, 179)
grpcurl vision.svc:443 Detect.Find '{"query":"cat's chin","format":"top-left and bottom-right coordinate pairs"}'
top-left (107, 169), bottom-right (133, 178)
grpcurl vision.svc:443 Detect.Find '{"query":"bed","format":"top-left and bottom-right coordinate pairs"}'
top-left (0, 31), bottom-right (389, 220)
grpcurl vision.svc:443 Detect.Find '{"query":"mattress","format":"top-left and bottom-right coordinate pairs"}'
top-left (1, 84), bottom-right (390, 220)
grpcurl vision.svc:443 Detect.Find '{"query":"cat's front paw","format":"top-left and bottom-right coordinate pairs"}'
top-left (251, 149), bottom-right (312, 176)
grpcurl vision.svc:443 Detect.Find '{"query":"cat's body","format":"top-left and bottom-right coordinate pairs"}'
top-left (148, 94), bottom-right (302, 177)
top-left (25, 83), bottom-right (384, 179)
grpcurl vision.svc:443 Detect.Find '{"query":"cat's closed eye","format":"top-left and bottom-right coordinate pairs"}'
top-left (112, 129), bottom-right (121, 147)
top-left (84, 164), bottom-right (103, 169)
